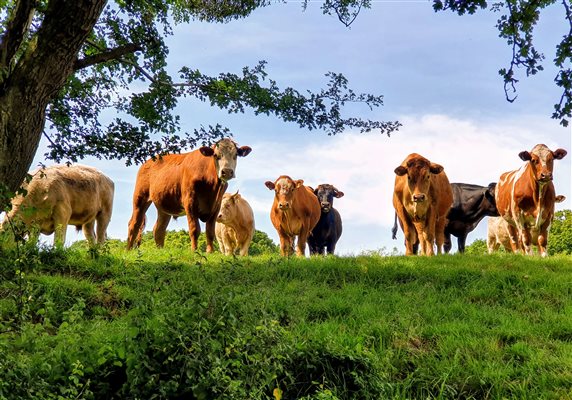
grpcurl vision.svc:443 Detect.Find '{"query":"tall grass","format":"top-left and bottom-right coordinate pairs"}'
top-left (0, 243), bottom-right (571, 399)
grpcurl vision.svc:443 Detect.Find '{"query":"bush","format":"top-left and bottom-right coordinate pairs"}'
top-left (548, 209), bottom-right (572, 255)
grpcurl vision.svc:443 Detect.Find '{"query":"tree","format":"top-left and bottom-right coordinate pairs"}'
top-left (547, 209), bottom-right (572, 254)
top-left (0, 0), bottom-right (398, 201)
top-left (434, 0), bottom-right (572, 127)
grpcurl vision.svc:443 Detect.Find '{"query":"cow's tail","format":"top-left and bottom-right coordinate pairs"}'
top-left (391, 212), bottom-right (398, 240)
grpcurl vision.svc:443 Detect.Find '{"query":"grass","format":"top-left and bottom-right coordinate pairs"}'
top-left (0, 242), bottom-right (571, 399)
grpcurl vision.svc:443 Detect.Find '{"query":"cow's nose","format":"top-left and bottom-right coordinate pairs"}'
top-left (321, 202), bottom-right (330, 208)
top-left (540, 172), bottom-right (553, 181)
top-left (413, 194), bottom-right (426, 202)
top-left (220, 168), bottom-right (234, 180)
top-left (279, 202), bottom-right (290, 210)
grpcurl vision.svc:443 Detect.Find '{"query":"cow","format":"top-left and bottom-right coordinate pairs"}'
top-left (265, 175), bottom-right (321, 257)
top-left (2, 164), bottom-right (114, 246)
top-left (126, 138), bottom-right (252, 252)
top-left (443, 182), bottom-right (499, 253)
top-left (307, 184), bottom-right (344, 255)
top-left (393, 153), bottom-right (453, 256)
top-left (488, 195), bottom-right (566, 254)
top-left (495, 144), bottom-right (567, 257)
top-left (215, 191), bottom-right (255, 256)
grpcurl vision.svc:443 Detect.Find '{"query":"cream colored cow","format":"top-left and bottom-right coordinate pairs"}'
top-left (215, 192), bottom-right (255, 256)
top-left (3, 164), bottom-right (114, 246)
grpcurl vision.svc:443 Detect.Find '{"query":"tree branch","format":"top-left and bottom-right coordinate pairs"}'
top-left (74, 43), bottom-right (142, 71)
top-left (0, 0), bottom-right (36, 72)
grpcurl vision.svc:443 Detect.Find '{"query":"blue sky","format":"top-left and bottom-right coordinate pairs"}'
top-left (34, 1), bottom-right (572, 254)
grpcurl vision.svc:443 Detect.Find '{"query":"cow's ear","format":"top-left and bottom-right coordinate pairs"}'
top-left (295, 180), bottom-right (304, 188)
top-left (429, 163), bottom-right (444, 174)
top-left (554, 148), bottom-right (568, 160)
top-left (486, 183), bottom-right (496, 199)
top-left (334, 189), bottom-right (345, 198)
top-left (394, 166), bottom-right (407, 176)
top-left (555, 195), bottom-right (566, 203)
top-left (237, 146), bottom-right (252, 157)
top-left (519, 151), bottom-right (532, 161)
top-left (265, 181), bottom-right (275, 190)
top-left (200, 146), bottom-right (215, 157)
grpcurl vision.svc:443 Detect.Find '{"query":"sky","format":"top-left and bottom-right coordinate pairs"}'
top-left (32, 1), bottom-right (572, 255)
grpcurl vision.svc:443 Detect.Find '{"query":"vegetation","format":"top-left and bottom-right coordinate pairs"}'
top-left (548, 209), bottom-right (572, 255)
top-left (1, 235), bottom-right (571, 399)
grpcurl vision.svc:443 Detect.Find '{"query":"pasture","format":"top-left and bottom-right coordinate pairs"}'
top-left (0, 240), bottom-right (571, 399)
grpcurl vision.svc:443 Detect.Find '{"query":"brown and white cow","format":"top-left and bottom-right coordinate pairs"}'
top-left (393, 153), bottom-right (453, 256)
top-left (2, 164), bottom-right (114, 246)
top-left (126, 138), bottom-right (252, 252)
top-left (495, 144), bottom-right (567, 257)
top-left (265, 175), bottom-right (321, 257)
top-left (215, 191), bottom-right (255, 256)
top-left (488, 195), bottom-right (566, 254)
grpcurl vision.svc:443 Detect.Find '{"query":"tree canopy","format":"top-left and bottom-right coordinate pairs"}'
top-left (0, 0), bottom-right (398, 198)
top-left (1, 0), bottom-right (570, 200)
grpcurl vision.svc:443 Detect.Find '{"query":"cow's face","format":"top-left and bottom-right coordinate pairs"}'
top-left (200, 138), bottom-right (252, 182)
top-left (265, 176), bottom-right (303, 211)
top-left (217, 191), bottom-right (240, 223)
top-left (314, 184), bottom-right (344, 213)
top-left (395, 159), bottom-right (443, 203)
top-left (519, 144), bottom-right (567, 184)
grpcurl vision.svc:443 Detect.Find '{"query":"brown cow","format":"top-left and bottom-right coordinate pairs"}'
top-left (495, 144), bottom-right (567, 257)
top-left (489, 193), bottom-right (567, 255)
top-left (265, 175), bottom-right (321, 257)
top-left (2, 164), bottom-right (114, 246)
top-left (126, 138), bottom-right (252, 252)
top-left (393, 153), bottom-right (453, 256)
top-left (215, 191), bottom-right (255, 256)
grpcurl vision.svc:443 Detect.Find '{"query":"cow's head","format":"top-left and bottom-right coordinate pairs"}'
top-left (394, 157), bottom-right (443, 203)
top-left (484, 182), bottom-right (500, 216)
top-left (314, 184), bottom-right (344, 213)
top-left (519, 144), bottom-right (567, 184)
top-left (200, 138), bottom-right (252, 182)
top-left (217, 191), bottom-right (241, 223)
top-left (265, 175), bottom-right (303, 211)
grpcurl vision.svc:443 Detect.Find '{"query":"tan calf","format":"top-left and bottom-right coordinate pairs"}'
top-left (215, 192), bottom-right (255, 256)
top-left (3, 164), bottom-right (114, 246)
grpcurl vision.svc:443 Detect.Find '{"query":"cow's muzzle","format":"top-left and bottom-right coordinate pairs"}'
top-left (412, 194), bottom-right (426, 203)
top-left (539, 172), bottom-right (553, 182)
top-left (320, 202), bottom-right (331, 212)
top-left (278, 202), bottom-right (290, 210)
top-left (220, 168), bottom-right (235, 181)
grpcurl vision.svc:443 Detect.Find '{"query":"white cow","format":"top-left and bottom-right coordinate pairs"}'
top-left (2, 164), bottom-right (114, 246)
top-left (215, 192), bottom-right (255, 256)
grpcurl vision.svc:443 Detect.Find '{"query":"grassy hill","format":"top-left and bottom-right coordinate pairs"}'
top-left (0, 242), bottom-right (571, 399)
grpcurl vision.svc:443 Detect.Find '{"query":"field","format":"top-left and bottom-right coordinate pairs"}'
top-left (0, 240), bottom-right (571, 399)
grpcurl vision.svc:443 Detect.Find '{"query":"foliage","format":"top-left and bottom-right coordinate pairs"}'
top-left (1, 247), bottom-right (572, 399)
top-left (433, 0), bottom-right (572, 126)
top-left (548, 209), bottom-right (572, 254)
top-left (463, 238), bottom-right (488, 255)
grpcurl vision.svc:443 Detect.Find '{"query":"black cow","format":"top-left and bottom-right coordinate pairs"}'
top-left (308, 184), bottom-right (344, 255)
top-left (444, 182), bottom-right (499, 253)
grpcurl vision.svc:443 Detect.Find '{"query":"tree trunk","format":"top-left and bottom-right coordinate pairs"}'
top-left (0, 0), bottom-right (107, 196)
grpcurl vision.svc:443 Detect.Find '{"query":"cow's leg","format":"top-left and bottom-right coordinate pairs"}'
top-left (519, 228), bottom-right (533, 255)
top-left (278, 233), bottom-right (294, 257)
top-left (51, 203), bottom-right (72, 247)
top-left (506, 223), bottom-right (521, 254)
top-left (537, 221), bottom-right (551, 257)
top-left (82, 221), bottom-right (97, 245)
top-left (434, 215), bottom-right (447, 255)
top-left (457, 235), bottom-right (467, 254)
top-left (487, 234), bottom-right (499, 254)
top-left (326, 241), bottom-right (336, 255)
top-left (415, 221), bottom-right (434, 256)
top-left (402, 224), bottom-right (418, 256)
top-left (186, 214), bottom-right (201, 251)
top-left (95, 209), bottom-right (112, 244)
top-left (153, 211), bottom-right (172, 248)
top-left (443, 231), bottom-right (452, 254)
top-left (204, 215), bottom-right (217, 254)
top-left (127, 197), bottom-right (151, 250)
top-left (296, 228), bottom-right (311, 257)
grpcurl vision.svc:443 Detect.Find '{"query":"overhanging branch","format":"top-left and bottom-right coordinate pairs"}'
top-left (74, 43), bottom-right (142, 70)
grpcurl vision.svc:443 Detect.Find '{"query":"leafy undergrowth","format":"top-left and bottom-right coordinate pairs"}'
top-left (0, 244), bottom-right (571, 399)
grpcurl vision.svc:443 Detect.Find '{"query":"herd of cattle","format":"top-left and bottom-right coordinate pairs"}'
top-left (1, 139), bottom-right (568, 257)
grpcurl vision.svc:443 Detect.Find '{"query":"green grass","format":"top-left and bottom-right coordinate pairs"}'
top-left (0, 243), bottom-right (571, 399)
